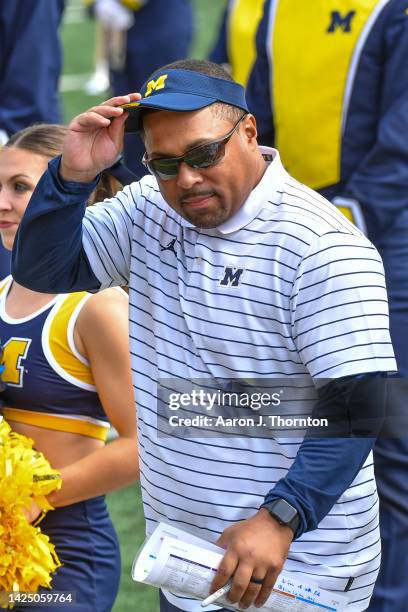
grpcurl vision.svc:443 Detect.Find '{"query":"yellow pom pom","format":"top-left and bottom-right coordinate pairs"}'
top-left (0, 417), bottom-right (62, 606)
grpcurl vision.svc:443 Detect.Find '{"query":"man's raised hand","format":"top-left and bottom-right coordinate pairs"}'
top-left (60, 93), bottom-right (141, 183)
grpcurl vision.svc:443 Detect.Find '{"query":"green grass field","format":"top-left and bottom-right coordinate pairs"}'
top-left (60, 2), bottom-right (227, 610)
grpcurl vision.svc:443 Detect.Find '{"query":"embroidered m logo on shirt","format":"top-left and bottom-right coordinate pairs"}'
top-left (219, 267), bottom-right (244, 287)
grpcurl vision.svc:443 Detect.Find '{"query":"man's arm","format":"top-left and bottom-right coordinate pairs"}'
top-left (12, 157), bottom-right (100, 293)
top-left (12, 93), bottom-right (141, 293)
top-left (264, 373), bottom-right (386, 535)
top-left (211, 375), bottom-right (386, 610)
top-left (210, 231), bottom-right (395, 609)
top-left (269, 232), bottom-right (394, 539)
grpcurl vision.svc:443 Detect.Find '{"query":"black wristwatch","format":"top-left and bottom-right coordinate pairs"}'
top-left (263, 498), bottom-right (300, 535)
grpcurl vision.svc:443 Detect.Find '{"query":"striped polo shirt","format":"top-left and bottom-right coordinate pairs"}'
top-left (82, 148), bottom-right (395, 611)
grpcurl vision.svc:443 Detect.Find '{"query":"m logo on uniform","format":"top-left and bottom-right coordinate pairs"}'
top-left (219, 267), bottom-right (244, 287)
top-left (327, 10), bottom-right (356, 33)
top-left (144, 74), bottom-right (168, 97)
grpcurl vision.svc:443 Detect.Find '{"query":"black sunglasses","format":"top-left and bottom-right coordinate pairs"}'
top-left (142, 113), bottom-right (247, 181)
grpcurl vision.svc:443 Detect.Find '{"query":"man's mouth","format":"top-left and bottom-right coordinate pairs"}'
top-left (181, 192), bottom-right (216, 209)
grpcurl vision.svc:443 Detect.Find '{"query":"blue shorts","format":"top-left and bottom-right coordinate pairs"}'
top-left (13, 496), bottom-right (121, 612)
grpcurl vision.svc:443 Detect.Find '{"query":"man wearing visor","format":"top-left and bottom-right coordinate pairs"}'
top-left (13, 60), bottom-right (394, 612)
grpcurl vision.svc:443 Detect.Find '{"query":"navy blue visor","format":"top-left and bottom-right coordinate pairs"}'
top-left (121, 69), bottom-right (249, 133)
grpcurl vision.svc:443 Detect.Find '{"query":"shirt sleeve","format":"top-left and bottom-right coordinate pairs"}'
top-left (264, 372), bottom-right (387, 538)
top-left (12, 155), bottom-right (138, 293)
top-left (291, 231), bottom-right (396, 378)
top-left (82, 183), bottom-right (137, 289)
top-left (263, 230), bottom-right (396, 537)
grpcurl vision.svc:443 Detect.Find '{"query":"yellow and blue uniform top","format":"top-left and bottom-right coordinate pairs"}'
top-left (246, 0), bottom-right (408, 242)
top-left (210, 0), bottom-right (266, 86)
top-left (0, 276), bottom-right (109, 441)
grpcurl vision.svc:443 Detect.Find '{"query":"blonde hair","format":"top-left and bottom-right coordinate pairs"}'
top-left (5, 123), bottom-right (67, 158)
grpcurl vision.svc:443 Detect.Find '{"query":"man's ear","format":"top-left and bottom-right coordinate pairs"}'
top-left (242, 114), bottom-right (258, 148)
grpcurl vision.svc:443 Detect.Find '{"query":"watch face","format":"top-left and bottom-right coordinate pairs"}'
top-left (271, 499), bottom-right (297, 522)
top-left (266, 499), bottom-right (299, 535)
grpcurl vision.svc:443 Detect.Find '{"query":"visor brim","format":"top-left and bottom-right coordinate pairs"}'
top-left (122, 93), bottom-right (217, 133)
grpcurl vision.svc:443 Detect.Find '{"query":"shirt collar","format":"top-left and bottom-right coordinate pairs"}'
top-left (178, 147), bottom-right (288, 233)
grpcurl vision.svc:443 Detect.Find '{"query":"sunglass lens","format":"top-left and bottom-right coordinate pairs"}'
top-left (186, 142), bottom-right (223, 169)
top-left (150, 158), bottom-right (179, 180)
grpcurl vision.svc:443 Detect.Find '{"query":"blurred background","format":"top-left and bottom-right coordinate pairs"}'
top-left (61, 0), bottom-right (226, 121)
top-left (59, 2), bottom-right (227, 610)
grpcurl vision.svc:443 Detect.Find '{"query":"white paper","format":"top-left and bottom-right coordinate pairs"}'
top-left (132, 523), bottom-right (350, 611)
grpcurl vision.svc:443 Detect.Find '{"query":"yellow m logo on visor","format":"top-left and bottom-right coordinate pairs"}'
top-left (145, 74), bottom-right (168, 97)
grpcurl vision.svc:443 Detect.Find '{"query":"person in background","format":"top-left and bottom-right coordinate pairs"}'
top-left (89, 0), bottom-right (194, 177)
top-left (209, 0), bottom-right (266, 87)
top-left (0, 124), bottom-right (139, 611)
top-left (246, 2), bottom-right (408, 609)
top-left (0, 0), bottom-right (65, 280)
top-left (0, 0), bottom-right (65, 142)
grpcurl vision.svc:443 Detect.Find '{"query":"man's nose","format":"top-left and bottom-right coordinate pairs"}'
top-left (176, 162), bottom-right (203, 189)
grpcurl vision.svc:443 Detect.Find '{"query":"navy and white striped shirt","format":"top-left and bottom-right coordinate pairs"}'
top-left (79, 149), bottom-right (395, 611)
top-left (13, 148), bottom-right (396, 611)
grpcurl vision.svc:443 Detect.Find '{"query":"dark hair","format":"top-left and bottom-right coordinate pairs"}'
top-left (141, 59), bottom-right (244, 129)
top-left (158, 59), bottom-right (234, 81)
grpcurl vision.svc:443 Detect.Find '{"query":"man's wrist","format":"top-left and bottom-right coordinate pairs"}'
top-left (261, 498), bottom-right (300, 537)
top-left (257, 507), bottom-right (295, 543)
top-left (49, 156), bottom-right (99, 195)
top-left (59, 159), bottom-right (99, 184)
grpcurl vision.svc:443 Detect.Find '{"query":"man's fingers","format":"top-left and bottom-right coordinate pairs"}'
top-left (74, 106), bottom-right (124, 129)
top-left (227, 564), bottom-right (265, 607)
top-left (70, 104), bottom-right (128, 133)
top-left (108, 112), bottom-right (128, 143)
top-left (87, 105), bottom-right (125, 118)
top-left (254, 568), bottom-right (278, 608)
top-left (74, 111), bottom-right (112, 129)
top-left (101, 92), bottom-right (141, 106)
top-left (210, 551), bottom-right (238, 594)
